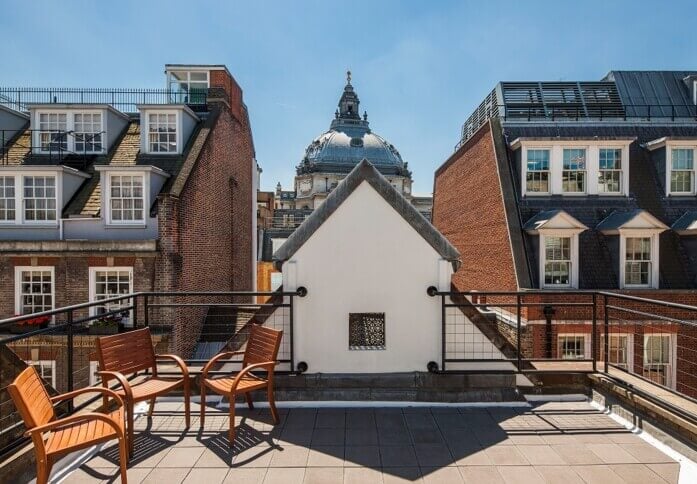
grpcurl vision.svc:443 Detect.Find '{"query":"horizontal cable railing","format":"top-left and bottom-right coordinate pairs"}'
top-left (428, 288), bottom-right (697, 422)
top-left (0, 289), bottom-right (305, 459)
top-left (0, 87), bottom-right (212, 113)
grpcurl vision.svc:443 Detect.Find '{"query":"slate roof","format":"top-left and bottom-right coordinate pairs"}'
top-left (604, 71), bottom-right (697, 118)
top-left (274, 159), bottom-right (460, 269)
top-left (596, 209), bottom-right (667, 232)
top-left (502, 123), bottom-right (697, 289)
top-left (672, 211), bottom-right (697, 232)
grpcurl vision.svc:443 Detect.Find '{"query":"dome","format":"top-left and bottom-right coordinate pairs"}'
top-left (297, 73), bottom-right (411, 177)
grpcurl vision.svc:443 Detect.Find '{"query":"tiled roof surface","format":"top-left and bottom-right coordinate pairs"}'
top-left (2, 115), bottom-right (208, 218)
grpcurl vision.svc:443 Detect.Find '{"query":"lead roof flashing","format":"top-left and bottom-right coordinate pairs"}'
top-left (273, 159), bottom-right (460, 270)
top-left (509, 136), bottom-right (637, 149)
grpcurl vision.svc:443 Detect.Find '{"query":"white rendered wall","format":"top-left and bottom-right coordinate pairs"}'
top-left (284, 181), bottom-right (447, 373)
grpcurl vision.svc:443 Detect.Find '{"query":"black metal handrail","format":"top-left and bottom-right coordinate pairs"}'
top-left (0, 87), bottom-right (211, 113)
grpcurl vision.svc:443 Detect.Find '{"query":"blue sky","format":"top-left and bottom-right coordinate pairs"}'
top-left (1, 0), bottom-right (696, 193)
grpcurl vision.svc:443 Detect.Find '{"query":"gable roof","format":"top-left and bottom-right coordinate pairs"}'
top-left (672, 211), bottom-right (697, 234)
top-left (522, 210), bottom-right (588, 234)
top-left (596, 209), bottom-right (669, 234)
top-left (273, 159), bottom-right (460, 270)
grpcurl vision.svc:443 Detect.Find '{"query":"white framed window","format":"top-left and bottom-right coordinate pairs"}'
top-left (598, 148), bottom-right (623, 194)
top-left (602, 334), bottom-right (632, 370)
top-left (74, 112), bottom-right (103, 153)
top-left (26, 360), bottom-right (56, 387)
top-left (167, 70), bottom-right (209, 92)
top-left (562, 148), bottom-right (587, 193)
top-left (14, 267), bottom-right (54, 315)
top-left (525, 149), bottom-right (550, 193)
top-left (108, 174), bottom-right (144, 224)
top-left (518, 141), bottom-right (629, 197)
top-left (558, 335), bottom-right (588, 360)
top-left (89, 267), bottom-right (133, 326)
top-left (643, 334), bottom-right (676, 388)
top-left (38, 113), bottom-right (67, 152)
top-left (622, 236), bottom-right (656, 288)
top-left (669, 148), bottom-right (695, 195)
top-left (23, 175), bottom-right (57, 222)
top-left (543, 236), bottom-right (571, 287)
top-left (34, 110), bottom-right (104, 154)
top-left (147, 112), bottom-right (178, 153)
top-left (0, 176), bottom-right (16, 222)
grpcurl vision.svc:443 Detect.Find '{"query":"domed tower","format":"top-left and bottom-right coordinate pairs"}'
top-left (294, 72), bottom-right (413, 209)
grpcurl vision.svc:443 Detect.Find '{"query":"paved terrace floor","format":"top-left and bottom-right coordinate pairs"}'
top-left (63, 401), bottom-right (684, 484)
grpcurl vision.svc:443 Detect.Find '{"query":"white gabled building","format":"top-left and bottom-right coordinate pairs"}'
top-left (272, 159), bottom-right (505, 373)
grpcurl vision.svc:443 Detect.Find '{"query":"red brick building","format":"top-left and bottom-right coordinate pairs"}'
top-left (0, 64), bottom-right (256, 358)
top-left (433, 72), bottom-right (697, 397)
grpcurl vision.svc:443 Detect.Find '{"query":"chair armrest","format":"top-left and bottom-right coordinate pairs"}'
top-left (27, 412), bottom-right (124, 438)
top-left (201, 351), bottom-right (245, 379)
top-left (156, 353), bottom-right (190, 379)
top-left (97, 371), bottom-right (133, 401)
top-left (230, 361), bottom-right (277, 390)
top-left (50, 386), bottom-right (124, 408)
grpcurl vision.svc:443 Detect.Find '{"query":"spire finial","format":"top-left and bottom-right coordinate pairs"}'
top-left (346, 70), bottom-right (352, 85)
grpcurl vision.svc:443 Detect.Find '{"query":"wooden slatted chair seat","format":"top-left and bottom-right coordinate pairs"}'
top-left (96, 328), bottom-right (191, 457)
top-left (200, 325), bottom-right (283, 445)
top-left (8, 366), bottom-right (129, 484)
top-left (44, 407), bottom-right (125, 455)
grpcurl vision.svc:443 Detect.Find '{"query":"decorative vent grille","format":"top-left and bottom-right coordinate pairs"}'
top-left (349, 313), bottom-right (385, 350)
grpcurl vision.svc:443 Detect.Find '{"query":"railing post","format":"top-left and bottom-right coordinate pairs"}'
top-left (441, 294), bottom-right (446, 372)
top-left (143, 294), bottom-right (149, 328)
top-left (132, 294), bottom-right (138, 330)
top-left (603, 294), bottom-right (609, 373)
top-left (592, 293), bottom-right (597, 372)
top-left (66, 309), bottom-right (74, 412)
top-left (516, 294), bottom-right (522, 371)
top-left (289, 293), bottom-right (295, 372)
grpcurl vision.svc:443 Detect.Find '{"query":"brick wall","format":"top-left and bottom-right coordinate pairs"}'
top-left (432, 122), bottom-right (518, 292)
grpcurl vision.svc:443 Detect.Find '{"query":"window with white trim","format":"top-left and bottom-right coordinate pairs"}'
top-left (26, 360), bottom-right (56, 387)
top-left (74, 113), bottom-right (103, 153)
top-left (15, 267), bottom-right (54, 315)
top-left (23, 175), bottom-right (57, 222)
top-left (38, 113), bottom-right (67, 152)
top-left (603, 334), bottom-right (630, 370)
top-left (0, 176), bottom-right (16, 222)
top-left (558, 335), bottom-right (586, 360)
top-left (543, 236), bottom-right (571, 287)
top-left (525, 149), bottom-right (550, 193)
top-left (147, 113), bottom-right (177, 153)
top-left (669, 148), bottom-right (694, 194)
top-left (624, 237), bottom-right (653, 287)
top-left (89, 267), bottom-right (133, 326)
top-left (598, 148), bottom-right (622, 193)
top-left (562, 148), bottom-right (586, 193)
top-left (109, 174), bottom-right (144, 223)
top-left (168, 71), bottom-right (209, 91)
top-left (643, 334), bottom-right (673, 387)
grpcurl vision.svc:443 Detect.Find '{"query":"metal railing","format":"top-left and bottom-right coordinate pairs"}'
top-left (429, 288), bottom-right (697, 421)
top-left (0, 87), bottom-right (212, 113)
top-left (455, 103), bottom-right (697, 150)
top-left (0, 289), bottom-right (305, 459)
top-left (0, 129), bottom-right (105, 166)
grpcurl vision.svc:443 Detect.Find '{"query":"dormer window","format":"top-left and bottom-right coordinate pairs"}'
top-left (109, 174), bottom-right (144, 223)
top-left (147, 113), bottom-right (177, 153)
top-left (24, 175), bottom-right (57, 222)
top-left (138, 105), bottom-right (199, 155)
top-left (33, 110), bottom-right (105, 154)
top-left (669, 148), bottom-right (695, 194)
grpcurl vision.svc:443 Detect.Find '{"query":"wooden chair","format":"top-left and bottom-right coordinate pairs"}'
top-left (7, 366), bottom-right (128, 484)
top-left (95, 327), bottom-right (190, 456)
top-left (200, 325), bottom-right (282, 445)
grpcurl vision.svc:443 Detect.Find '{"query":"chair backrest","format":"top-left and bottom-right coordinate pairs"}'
top-left (7, 366), bottom-right (56, 430)
top-left (96, 327), bottom-right (157, 376)
top-left (243, 325), bottom-right (282, 366)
